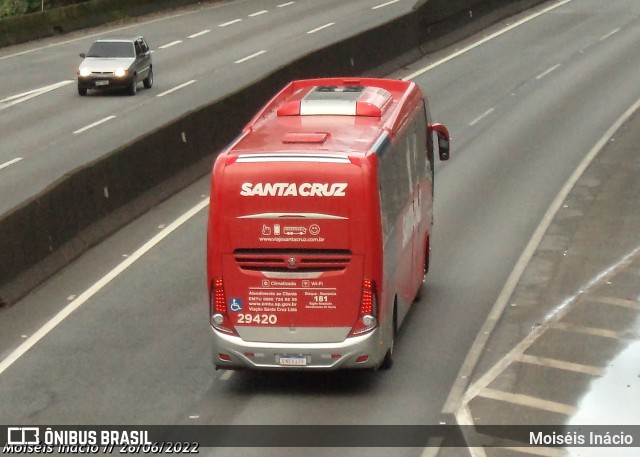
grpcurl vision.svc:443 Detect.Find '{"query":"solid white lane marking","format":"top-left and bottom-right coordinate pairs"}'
top-left (402, 0), bottom-right (574, 80)
top-left (277, 1), bottom-right (295, 7)
top-left (600, 28), bottom-right (620, 41)
top-left (219, 18), bottom-right (242, 27)
top-left (249, 10), bottom-right (268, 17)
top-left (156, 80), bottom-right (197, 97)
top-left (462, 245), bottom-right (640, 408)
top-left (307, 23), bottom-right (335, 34)
top-left (159, 40), bottom-right (182, 49)
top-left (519, 354), bottom-right (605, 377)
top-left (234, 50), bottom-right (266, 64)
top-left (536, 63), bottom-right (560, 80)
top-left (372, 0), bottom-right (400, 9)
top-left (73, 115), bottom-right (116, 134)
top-left (188, 30), bottom-right (210, 38)
top-left (0, 80), bottom-right (73, 111)
top-left (456, 405), bottom-right (487, 457)
top-left (478, 388), bottom-right (577, 415)
top-left (0, 157), bottom-right (23, 171)
top-left (444, 92), bottom-right (640, 415)
top-left (0, 198), bottom-right (210, 377)
top-left (469, 107), bottom-right (494, 126)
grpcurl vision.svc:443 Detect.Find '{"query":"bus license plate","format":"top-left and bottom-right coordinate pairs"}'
top-left (95, 80), bottom-right (109, 86)
top-left (278, 355), bottom-right (307, 366)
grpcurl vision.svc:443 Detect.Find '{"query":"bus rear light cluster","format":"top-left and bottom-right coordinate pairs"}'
top-left (210, 277), bottom-right (237, 335)
top-left (349, 279), bottom-right (378, 336)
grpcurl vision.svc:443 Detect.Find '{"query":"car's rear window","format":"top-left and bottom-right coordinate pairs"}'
top-left (87, 41), bottom-right (135, 58)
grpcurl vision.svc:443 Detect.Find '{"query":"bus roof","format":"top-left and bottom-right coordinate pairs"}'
top-left (226, 77), bottom-right (422, 157)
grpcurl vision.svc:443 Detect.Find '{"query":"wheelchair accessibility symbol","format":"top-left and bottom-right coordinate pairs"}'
top-left (229, 298), bottom-right (243, 312)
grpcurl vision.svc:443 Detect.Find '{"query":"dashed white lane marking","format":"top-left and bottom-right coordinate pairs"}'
top-left (249, 10), bottom-right (268, 17)
top-left (307, 23), bottom-right (335, 34)
top-left (277, 1), bottom-right (295, 7)
top-left (234, 50), bottom-right (267, 64)
top-left (188, 30), bottom-right (210, 38)
top-left (156, 80), bottom-right (197, 97)
top-left (0, 157), bottom-right (23, 171)
top-left (159, 40), bottom-right (182, 49)
top-left (600, 28), bottom-right (620, 41)
top-left (373, 0), bottom-right (401, 9)
top-left (402, 0), bottom-right (574, 80)
top-left (469, 108), bottom-right (494, 126)
top-left (73, 115), bottom-right (116, 134)
top-left (0, 198), bottom-right (210, 377)
top-left (0, 0), bottom-right (232, 60)
top-left (219, 18), bottom-right (242, 27)
top-left (478, 388), bottom-right (577, 415)
top-left (536, 63), bottom-right (560, 80)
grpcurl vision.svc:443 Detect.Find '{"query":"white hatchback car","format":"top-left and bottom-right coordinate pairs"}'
top-left (77, 36), bottom-right (153, 96)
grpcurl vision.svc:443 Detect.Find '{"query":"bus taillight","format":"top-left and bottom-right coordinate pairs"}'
top-left (210, 277), bottom-right (236, 335)
top-left (350, 279), bottom-right (378, 336)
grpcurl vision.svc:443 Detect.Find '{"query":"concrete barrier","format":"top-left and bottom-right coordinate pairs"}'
top-left (0, 0), bottom-right (215, 47)
top-left (0, 0), bottom-right (548, 306)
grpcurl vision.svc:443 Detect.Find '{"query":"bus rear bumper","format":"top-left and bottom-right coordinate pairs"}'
top-left (211, 327), bottom-right (384, 370)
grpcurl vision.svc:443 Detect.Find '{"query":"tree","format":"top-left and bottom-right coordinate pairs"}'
top-left (0, 0), bottom-right (29, 18)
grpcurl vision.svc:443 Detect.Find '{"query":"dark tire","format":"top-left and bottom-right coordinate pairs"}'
top-left (414, 238), bottom-right (430, 301)
top-left (379, 305), bottom-right (397, 370)
top-left (78, 86), bottom-right (87, 96)
top-left (127, 77), bottom-right (137, 96)
top-left (143, 68), bottom-right (153, 89)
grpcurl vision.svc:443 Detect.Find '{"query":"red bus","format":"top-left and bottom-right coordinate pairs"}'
top-left (207, 77), bottom-right (450, 370)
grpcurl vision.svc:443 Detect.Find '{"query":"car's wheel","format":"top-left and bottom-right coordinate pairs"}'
top-left (78, 86), bottom-right (87, 96)
top-left (379, 304), bottom-right (397, 370)
top-left (127, 77), bottom-right (137, 96)
top-left (143, 68), bottom-right (153, 89)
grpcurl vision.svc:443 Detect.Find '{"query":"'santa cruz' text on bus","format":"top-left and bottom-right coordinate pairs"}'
top-left (240, 182), bottom-right (347, 197)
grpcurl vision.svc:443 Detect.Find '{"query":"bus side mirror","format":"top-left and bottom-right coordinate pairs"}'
top-left (429, 123), bottom-right (450, 161)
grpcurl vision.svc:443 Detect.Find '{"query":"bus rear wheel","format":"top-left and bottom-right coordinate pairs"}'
top-left (379, 304), bottom-right (397, 370)
top-left (414, 237), bottom-right (430, 301)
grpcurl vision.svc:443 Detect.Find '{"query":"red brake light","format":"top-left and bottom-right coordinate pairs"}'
top-left (213, 277), bottom-right (226, 313)
top-left (361, 279), bottom-right (375, 315)
top-left (349, 279), bottom-right (378, 337)
top-left (210, 277), bottom-right (237, 335)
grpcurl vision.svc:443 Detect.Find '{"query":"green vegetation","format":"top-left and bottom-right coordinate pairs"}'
top-left (0, 0), bottom-right (87, 18)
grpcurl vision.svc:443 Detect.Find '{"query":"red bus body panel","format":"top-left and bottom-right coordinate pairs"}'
top-left (207, 77), bottom-right (446, 370)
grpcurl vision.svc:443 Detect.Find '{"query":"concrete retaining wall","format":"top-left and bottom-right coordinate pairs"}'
top-left (0, 0), bottom-right (548, 306)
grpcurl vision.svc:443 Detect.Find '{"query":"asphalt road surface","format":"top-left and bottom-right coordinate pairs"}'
top-left (1, 1), bottom-right (639, 456)
top-left (0, 0), bottom-right (413, 216)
